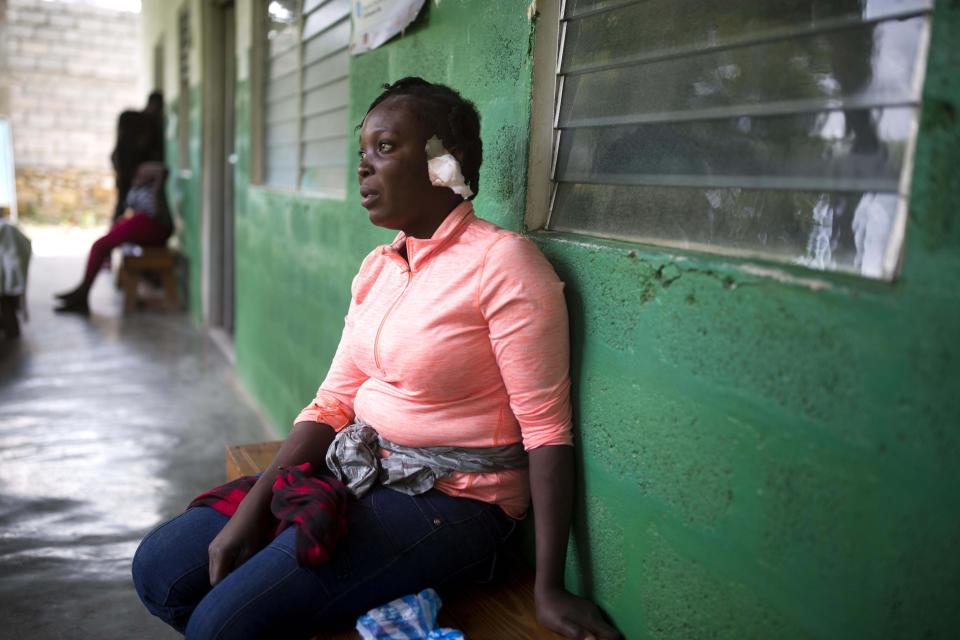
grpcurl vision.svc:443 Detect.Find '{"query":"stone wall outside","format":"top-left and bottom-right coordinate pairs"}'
top-left (2, 0), bottom-right (142, 223)
top-left (14, 166), bottom-right (115, 224)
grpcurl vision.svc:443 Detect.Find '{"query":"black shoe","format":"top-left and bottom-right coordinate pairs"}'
top-left (54, 298), bottom-right (90, 315)
top-left (54, 287), bottom-right (82, 301)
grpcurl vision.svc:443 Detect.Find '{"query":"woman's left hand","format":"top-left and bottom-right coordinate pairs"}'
top-left (535, 585), bottom-right (622, 640)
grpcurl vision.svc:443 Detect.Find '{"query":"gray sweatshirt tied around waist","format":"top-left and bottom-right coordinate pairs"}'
top-left (325, 419), bottom-right (528, 498)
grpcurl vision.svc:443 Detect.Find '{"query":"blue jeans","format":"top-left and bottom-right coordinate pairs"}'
top-left (131, 485), bottom-right (516, 639)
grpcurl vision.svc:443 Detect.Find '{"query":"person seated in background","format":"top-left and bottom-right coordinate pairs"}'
top-left (111, 92), bottom-right (165, 223)
top-left (54, 162), bottom-right (172, 315)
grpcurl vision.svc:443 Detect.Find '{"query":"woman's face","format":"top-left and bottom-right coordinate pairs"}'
top-left (358, 97), bottom-right (457, 237)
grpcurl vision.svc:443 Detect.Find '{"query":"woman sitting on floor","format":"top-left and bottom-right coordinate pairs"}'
top-left (131, 77), bottom-right (620, 640)
top-left (55, 162), bottom-right (172, 314)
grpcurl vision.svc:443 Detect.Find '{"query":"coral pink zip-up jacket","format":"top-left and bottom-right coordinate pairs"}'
top-left (295, 202), bottom-right (573, 517)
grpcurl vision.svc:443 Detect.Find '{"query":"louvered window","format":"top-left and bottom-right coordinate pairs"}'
top-left (262, 0), bottom-right (350, 197)
top-left (542, 0), bottom-right (933, 280)
top-left (177, 9), bottom-right (191, 171)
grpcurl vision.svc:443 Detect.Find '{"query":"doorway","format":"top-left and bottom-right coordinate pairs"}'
top-left (203, 0), bottom-right (236, 347)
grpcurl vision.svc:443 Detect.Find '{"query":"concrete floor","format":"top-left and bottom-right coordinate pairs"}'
top-left (0, 240), bottom-right (275, 639)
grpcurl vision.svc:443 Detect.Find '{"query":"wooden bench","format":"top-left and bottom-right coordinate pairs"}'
top-left (117, 245), bottom-right (181, 314)
top-left (226, 442), bottom-right (563, 640)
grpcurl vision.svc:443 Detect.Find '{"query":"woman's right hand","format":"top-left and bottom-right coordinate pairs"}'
top-left (207, 511), bottom-right (274, 586)
top-left (207, 421), bottom-right (336, 586)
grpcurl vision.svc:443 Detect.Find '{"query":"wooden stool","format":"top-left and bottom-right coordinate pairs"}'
top-left (118, 246), bottom-right (181, 314)
top-left (226, 442), bottom-right (563, 640)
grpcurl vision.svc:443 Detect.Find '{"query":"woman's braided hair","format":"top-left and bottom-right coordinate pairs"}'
top-left (363, 77), bottom-right (482, 200)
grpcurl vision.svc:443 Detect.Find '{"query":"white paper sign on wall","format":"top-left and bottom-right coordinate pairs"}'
top-left (349, 0), bottom-right (426, 55)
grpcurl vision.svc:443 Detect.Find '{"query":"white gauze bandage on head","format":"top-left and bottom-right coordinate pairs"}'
top-left (424, 135), bottom-right (474, 199)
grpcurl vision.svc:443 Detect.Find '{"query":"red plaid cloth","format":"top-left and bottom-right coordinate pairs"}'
top-left (188, 462), bottom-right (349, 567)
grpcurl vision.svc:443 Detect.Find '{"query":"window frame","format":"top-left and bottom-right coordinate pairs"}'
top-left (524, 0), bottom-right (933, 282)
top-left (177, 7), bottom-right (192, 174)
top-left (525, 0), bottom-right (562, 233)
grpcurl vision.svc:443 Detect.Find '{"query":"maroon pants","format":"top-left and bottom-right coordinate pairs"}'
top-left (83, 214), bottom-right (171, 286)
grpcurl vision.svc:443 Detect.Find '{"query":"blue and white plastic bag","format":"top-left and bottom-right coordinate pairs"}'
top-left (356, 588), bottom-right (464, 640)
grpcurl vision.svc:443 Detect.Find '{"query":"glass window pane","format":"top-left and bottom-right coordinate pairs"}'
top-left (266, 143), bottom-right (298, 170)
top-left (265, 120), bottom-right (298, 146)
top-left (303, 19), bottom-right (350, 65)
top-left (554, 107), bottom-right (911, 193)
top-left (263, 0), bottom-right (299, 188)
top-left (559, 18), bottom-right (925, 127)
top-left (261, 0), bottom-right (350, 195)
top-left (265, 71), bottom-right (297, 104)
top-left (303, 107), bottom-right (349, 142)
top-left (268, 46), bottom-right (298, 79)
top-left (303, 0), bottom-right (350, 41)
top-left (303, 77), bottom-right (349, 116)
top-left (303, 49), bottom-right (348, 93)
top-left (565, 0), bottom-right (634, 19)
top-left (266, 0), bottom-right (298, 56)
top-left (302, 136), bottom-right (348, 168)
top-left (562, 0), bottom-right (932, 71)
top-left (265, 96), bottom-right (298, 124)
top-left (268, 27), bottom-right (298, 60)
top-left (303, 0), bottom-right (327, 15)
top-left (549, 183), bottom-right (902, 279)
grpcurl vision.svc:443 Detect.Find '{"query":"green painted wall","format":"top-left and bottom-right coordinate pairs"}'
top-left (164, 0), bottom-right (960, 637)
top-left (168, 87), bottom-right (204, 324)
top-left (530, 5), bottom-right (960, 637)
